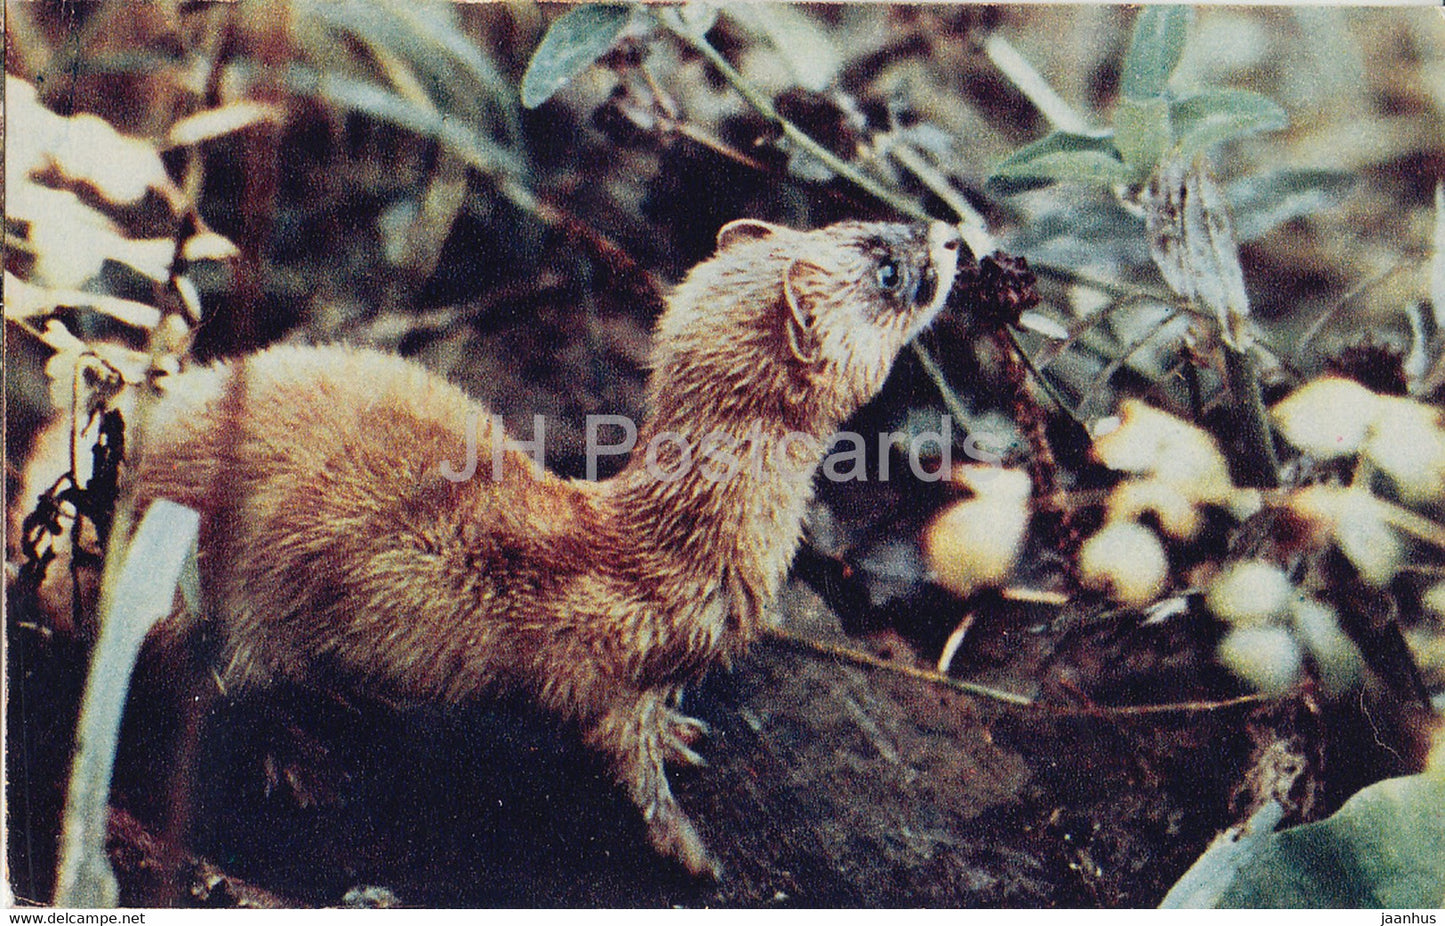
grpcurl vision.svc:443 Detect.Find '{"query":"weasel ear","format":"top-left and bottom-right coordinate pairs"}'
top-left (717, 219), bottom-right (783, 251)
top-left (783, 259), bottom-right (825, 366)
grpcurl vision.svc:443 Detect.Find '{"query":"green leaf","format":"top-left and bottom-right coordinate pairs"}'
top-left (520, 4), bottom-right (631, 110)
top-left (988, 131), bottom-right (1129, 192)
top-left (1217, 771), bottom-right (1445, 908)
top-left (1171, 89), bottom-right (1288, 158)
top-left (1120, 6), bottom-right (1193, 100)
top-left (1162, 800), bottom-right (1287, 907)
top-left (1114, 95), bottom-right (1172, 178)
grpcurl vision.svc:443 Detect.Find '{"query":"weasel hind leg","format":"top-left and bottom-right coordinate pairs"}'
top-left (588, 689), bottom-right (721, 878)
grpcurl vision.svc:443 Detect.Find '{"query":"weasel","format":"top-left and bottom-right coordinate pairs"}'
top-left (22, 218), bottom-right (962, 876)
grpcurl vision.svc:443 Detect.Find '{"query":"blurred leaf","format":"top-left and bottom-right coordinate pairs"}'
top-left (1171, 89), bottom-right (1288, 159)
top-left (7, 72), bottom-right (238, 295)
top-left (4, 273), bottom-right (161, 330)
top-left (520, 4), bottom-right (630, 109)
top-left (182, 232), bottom-right (241, 263)
top-left (305, 0), bottom-right (522, 146)
top-left (11, 185), bottom-right (123, 288)
top-left (726, 5), bottom-right (840, 92)
top-left (166, 101), bottom-right (284, 148)
top-left (989, 131), bottom-right (1129, 192)
top-left (54, 500), bottom-right (201, 907)
top-left (1146, 157), bottom-right (1250, 345)
top-left (385, 1), bottom-right (517, 102)
top-left (1119, 6), bottom-right (1193, 100)
top-left (1226, 168), bottom-right (1354, 242)
top-left (1114, 95), bottom-right (1172, 178)
top-left (1000, 150), bottom-right (1133, 188)
top-left (104, 237), bottom-right (188, 284)
top-left (1018, 310), bottom-right (1070, 341)
top-left (1001, 196), bottom-right (1153, 270)
top-left (1217, 771), bottom-right (1445, 907)
top-left (1333, 487), bottom-right (1405, 586)
top-left (5, 73), bottom-right (173, 208)
top-left (302, 69), bottom-right (527, 182)
top-left (11, 184), bottom-right (229, 289)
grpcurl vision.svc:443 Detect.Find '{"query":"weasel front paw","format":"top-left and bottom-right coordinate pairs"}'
top-left (592, 691), bottom-right (721, 877)
top-left (646, 798), bottom-right (722, 879)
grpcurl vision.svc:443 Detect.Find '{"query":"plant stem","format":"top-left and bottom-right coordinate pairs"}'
top-left (1224, 343), bottom-right (1280, 488)
top-left (1030, 259), bottom-right (1179, 306)
top-left (982, 34), bottom-right (1090, 133)
top-left (909, 341), bottom-right (973, 430)
top-left (1007, 328), bottom-right (1084, 427)
top-left (655, 8), bottom-right (929, 222)
top-left (888, 142), bottom-right (996, 257)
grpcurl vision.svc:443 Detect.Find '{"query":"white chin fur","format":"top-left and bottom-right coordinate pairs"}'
top-left (906, 221), bottom-right (963, 338)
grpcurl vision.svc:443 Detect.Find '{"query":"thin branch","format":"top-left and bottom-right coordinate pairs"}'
top-left (655, 8), bottom-right (929, 223)
top-left (1030, 259), bottom-right (1180, 307)
top-left (768, 626), bottom-right (1275, 717)
top-left (887, 142), bottom-right (995, 255)
top-left (1006, 328), bottom-right (1085, 428)
top-left (664, 118), bottom-right (771, 173)
top-left (908, 341), bottom-right (974, 431)
top-left (767, 626), bottom-right (1036, 706)
top-left (982, 34), bottom-right (1090, 133)
top-left (1075, 306), bottom-right (1181, 418)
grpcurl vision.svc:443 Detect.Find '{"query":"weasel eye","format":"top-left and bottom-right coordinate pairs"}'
top-left (875, 259), bottom-right (901, 292)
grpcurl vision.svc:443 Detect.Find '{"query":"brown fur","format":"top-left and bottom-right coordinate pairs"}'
top-left (20, 219), bottom-right (962, 875)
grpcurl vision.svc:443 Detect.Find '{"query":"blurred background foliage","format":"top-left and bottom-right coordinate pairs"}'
top-left (5, 1), bottom-right (1445, 907)
top-left (7, 2), bottom-right (1442, 469)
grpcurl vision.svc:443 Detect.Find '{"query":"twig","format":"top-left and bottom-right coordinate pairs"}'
top-left (1006, 328), bottom-right (1084, 428)
top-left (982, 34), bottom-right (1091, 133)
top-left (768, 626), bottom-right (1274, 717)
top-left (887, 142), bottom-right (995, 255)
top-left (662, 117), bottom-right (771, 173)
top-left (1053, 692), bottom-right (1269, 717)
top-left (767, 626), bottom-right (1036, 706)
top-left (1029, 259), bottom-right (1180, 307)
top-left (1295, 261), bottom-right (1414, 362)
top-left (655, 8), bottom-right (929, 223)
top-left (994, 329), bottom-right (1080, 559)
top-left (908, 341), bottom-right (973, 432)
top-left (936, 613), bottom-right (976, 674)
top-left (1075, 304), bottom-right (1182, 418)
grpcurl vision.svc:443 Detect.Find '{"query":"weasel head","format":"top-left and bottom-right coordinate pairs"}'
top-left (653, 219), bottom-right (964, 430)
